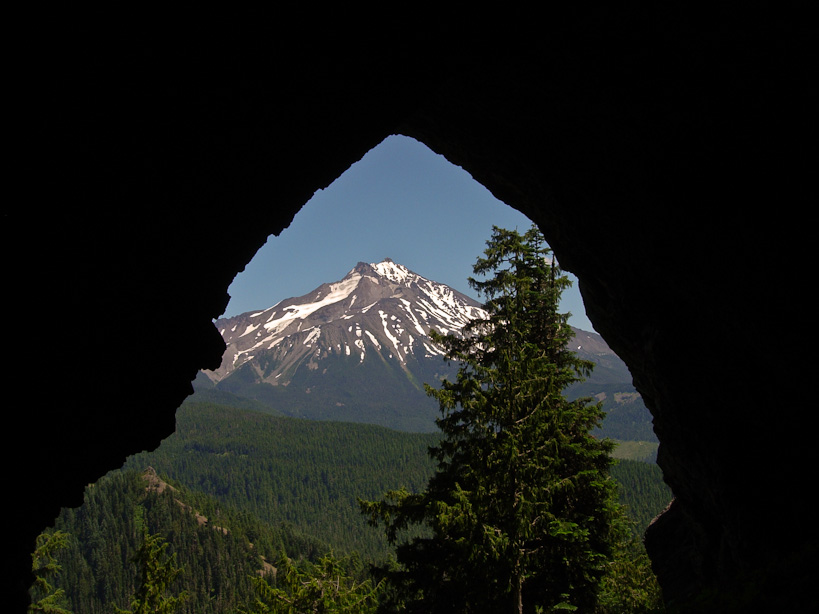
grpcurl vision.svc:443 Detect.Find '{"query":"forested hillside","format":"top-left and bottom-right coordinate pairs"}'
top-left (39, 400), bottom-right (671, 611)
top-left (124, 401), bottom-right (440, 559)
top-left (44, 467), bottom-right (331, 613)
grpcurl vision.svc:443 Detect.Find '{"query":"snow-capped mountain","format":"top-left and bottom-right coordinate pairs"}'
top-left (195, 260), bottom-right (486, 431)
top-left (205, 259), bottom-right (485, 385)
top-left (196, 258), bottom-right (652, 437)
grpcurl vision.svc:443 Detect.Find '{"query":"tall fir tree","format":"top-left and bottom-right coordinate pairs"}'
top-left (29, 529), bottom-right (72, 614)
top-left (361, 225), bottom-right (623, 613)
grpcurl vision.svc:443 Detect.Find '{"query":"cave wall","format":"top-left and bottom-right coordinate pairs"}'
top-left (8, 9), bottom-right (814, 612)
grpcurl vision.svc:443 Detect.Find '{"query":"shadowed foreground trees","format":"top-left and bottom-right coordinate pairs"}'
top-left (29, 530), bottom-right (72, 614)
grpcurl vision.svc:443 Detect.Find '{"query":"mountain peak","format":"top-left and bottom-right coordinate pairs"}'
top-left (371, 259), bottom-right (414, 284)
top-left (350, 261), bottom-right (375, 276)
top-left (348, 259), bottom-right (416, 285)
top-left (209, 260), bottom-right (486, 383)
top-left (200, 260), bottom-right (633, 434)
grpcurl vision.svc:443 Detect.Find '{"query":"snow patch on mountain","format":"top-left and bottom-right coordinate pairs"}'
top-left (206, 259), bottom-right (488, 384)
top-left (262, 272), bottom-right (362, 336)
top-left (372, 258), bottom-right (413, 284)
top-left (379, 309), bottom-right (403, 361)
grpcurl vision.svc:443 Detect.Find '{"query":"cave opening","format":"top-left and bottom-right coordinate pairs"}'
top-left (32, 135), bottom-right (670, 611)
top-left (13, 12), bottom-right (813, 611)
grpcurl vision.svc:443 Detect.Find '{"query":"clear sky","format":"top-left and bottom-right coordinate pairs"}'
top-left (222, 135), bottom-right (595, 332)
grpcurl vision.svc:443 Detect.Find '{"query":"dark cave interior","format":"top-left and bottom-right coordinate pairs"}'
top-left (7, 11), bottom-right (815, 612)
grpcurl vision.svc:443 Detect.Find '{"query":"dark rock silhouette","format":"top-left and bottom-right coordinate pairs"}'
top-left (8, 10), bottom-right (814, 612)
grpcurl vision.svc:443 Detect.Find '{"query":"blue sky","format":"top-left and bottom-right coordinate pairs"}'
top-left (223, 135), bottom-right (594, 332)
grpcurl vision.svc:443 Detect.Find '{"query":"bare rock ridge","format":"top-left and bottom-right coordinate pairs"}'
top-left (142, 467), bottom-right (224, 532)
top-left (9, 11), bottom-right (814, 613)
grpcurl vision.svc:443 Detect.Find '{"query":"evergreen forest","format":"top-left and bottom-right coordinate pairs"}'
top-left (35, 399), bottom-right (670, 613)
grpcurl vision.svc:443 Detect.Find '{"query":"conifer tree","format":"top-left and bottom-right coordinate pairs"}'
top-left (360, 225), bottom-right (622, 613)
top-left (245, 550), bottom-right (382, 613)
top-left (115, 530), bottom-right (187, 614)
top-left (29, 529), bottom-right (72, 614)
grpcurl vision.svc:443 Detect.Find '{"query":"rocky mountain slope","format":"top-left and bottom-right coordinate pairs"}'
top-left (205, 259), bottom-right (485, 385)
top-left (197, 259), bottom-right (653, 437)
